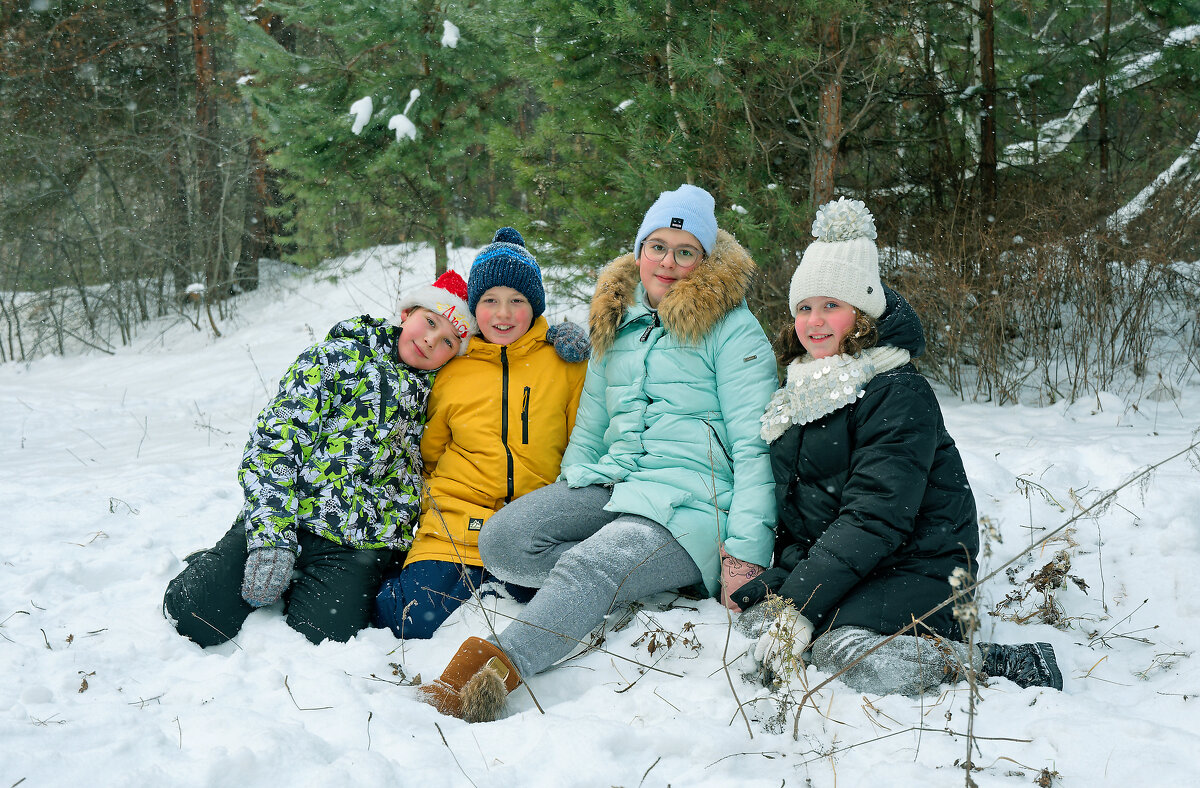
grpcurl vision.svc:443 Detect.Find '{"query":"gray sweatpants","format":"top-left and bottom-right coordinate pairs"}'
top-left (478, 481), bottom-right (703, 678)
top-left (809, 626), bottom-right (983, 696)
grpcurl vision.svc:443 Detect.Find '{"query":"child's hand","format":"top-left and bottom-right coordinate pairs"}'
top-left (719, 544), bottom-right (764, 612)
top-left (753, 609), bottom-right (814, 679)
top-left (241, 547), bottom-right (296, 607)
top-left (546, 321), bottom-right (591, 363)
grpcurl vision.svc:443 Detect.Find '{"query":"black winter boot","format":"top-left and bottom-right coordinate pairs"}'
top-left (980, 642), bottom-right (1063, 690)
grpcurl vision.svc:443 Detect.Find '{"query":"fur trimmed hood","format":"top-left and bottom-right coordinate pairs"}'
top-left (589, 229), bottom-right (756, 356)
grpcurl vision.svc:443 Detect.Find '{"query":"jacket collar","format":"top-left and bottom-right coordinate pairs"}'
top-left (589, 229), bottom-right (756, 356)
top-left (463, 315), bottom-right (550, 360)
top-left (759, 346), bottom-right (911, 442)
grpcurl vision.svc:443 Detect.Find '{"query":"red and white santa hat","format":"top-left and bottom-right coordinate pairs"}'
top-left (393, 270), bottom-right (476, 354)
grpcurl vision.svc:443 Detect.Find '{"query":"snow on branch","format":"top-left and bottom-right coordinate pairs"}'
top-left (387, 89), bottom-right (422, 143)
top-left (349, 96), bottom-right (373, 135)
top-left (1107, 127), bottom-right (1200, 232)
top-left (1005, 24), bottom-right (1200, 167)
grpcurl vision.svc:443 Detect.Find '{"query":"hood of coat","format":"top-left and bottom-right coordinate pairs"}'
top-left (876, 286), bottom-right (926, 359)
top-left (589, 229), bottom-right (756, 356)
top-left (326, 314), bottom-right (401, 357)
top-left (462, 315), bottom-right (550, 360)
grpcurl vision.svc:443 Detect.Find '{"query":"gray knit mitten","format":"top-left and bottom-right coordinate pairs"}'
top-left (735, 603), bottom-right (776, 639)
top-left (241, 547), bottom-right (296, 607)
top-left (545, 321), bottom-right (591, 363)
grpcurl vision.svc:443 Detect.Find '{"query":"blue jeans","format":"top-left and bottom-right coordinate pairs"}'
top-left (372, 559), bottom-right (535, 640)
top-left (478, 481), bottom-right (703, 677)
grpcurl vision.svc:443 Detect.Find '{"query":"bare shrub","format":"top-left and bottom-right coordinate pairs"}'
top-left (886, 185), bottom-right (1198, 404)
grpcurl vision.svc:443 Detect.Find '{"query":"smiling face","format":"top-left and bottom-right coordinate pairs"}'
top-left (794, 296), bottom-right (859, 359)
top-left (637, 227), bottom-right (704, 308)
top-left (396, 307), bottom-right (463, 370)
top-left (474, 285), bottom-right (534, 346)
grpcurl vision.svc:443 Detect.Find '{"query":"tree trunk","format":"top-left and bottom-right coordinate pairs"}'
top-left (977, 0), bottom-right (997, 213)
top-left (432, 187), bottom-right (449, 277)
top-left (1097, 0), bottom-right (1113, 184)
top-left (164, 0), bottom-right (192, 298)
top-left (810, 17), bottom-right (842, 211)
top-left (191, 0), bottom-right (222, 305)
top-left (236, 134), bottom-right (267, 293)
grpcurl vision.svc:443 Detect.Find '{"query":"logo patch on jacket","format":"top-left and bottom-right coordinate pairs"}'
top-left (468, 517), bottom-right (485, 531)
top-left (670, 217), bottom-right (684, 229)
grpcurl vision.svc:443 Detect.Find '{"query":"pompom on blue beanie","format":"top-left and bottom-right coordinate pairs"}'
top-left (634, 184), bottom-right (718, 258)
top-left (467, 227), bottom-right (546, 318)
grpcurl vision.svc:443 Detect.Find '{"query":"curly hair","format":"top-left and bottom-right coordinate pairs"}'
top-left (773, 309), bottom-right (879, 366)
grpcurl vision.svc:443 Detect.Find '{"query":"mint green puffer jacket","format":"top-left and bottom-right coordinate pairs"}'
top-left (560, 230), bottom-right (778, 595)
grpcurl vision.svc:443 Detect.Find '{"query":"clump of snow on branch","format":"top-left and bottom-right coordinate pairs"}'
top-left (811, 197), bottom-right (877, 242)
top-left (441, 21), bottom-right (460, 48)
top-left (349, 96), bottom-right (373, 135)
top-left (387, 89), bottom-right (422, 143)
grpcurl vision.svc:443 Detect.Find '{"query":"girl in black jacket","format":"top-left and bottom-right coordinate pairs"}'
top-left (731, 198), bottom-right (1062, 695)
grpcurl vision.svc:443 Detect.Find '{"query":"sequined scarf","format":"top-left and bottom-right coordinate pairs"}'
top-left (759, 346), bottom-right (911, 443)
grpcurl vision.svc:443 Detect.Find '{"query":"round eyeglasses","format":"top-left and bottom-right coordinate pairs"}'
top-left (641, 240), bottom-right (704, 268)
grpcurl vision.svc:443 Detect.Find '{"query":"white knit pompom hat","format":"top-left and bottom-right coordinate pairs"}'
top-left (788, 197), bottom-right (885, 318)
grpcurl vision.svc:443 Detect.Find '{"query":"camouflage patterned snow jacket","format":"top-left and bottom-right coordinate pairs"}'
top-left (238, 316), bottom-right (433, 554)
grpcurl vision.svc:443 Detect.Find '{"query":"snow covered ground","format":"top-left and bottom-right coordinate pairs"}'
top-left (3, 244), bottom-right (1198, 787)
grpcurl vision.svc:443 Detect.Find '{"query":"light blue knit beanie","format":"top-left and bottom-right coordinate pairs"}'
top-left (634, 184), bottom-right (718, 257)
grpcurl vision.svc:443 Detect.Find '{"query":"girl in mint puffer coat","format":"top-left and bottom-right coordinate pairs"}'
top-left (417, 184), bottom-right (780, 723)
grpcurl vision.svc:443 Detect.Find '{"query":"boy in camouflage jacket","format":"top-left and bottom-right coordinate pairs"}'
top-left (163, 271), bottom-right (476, 646)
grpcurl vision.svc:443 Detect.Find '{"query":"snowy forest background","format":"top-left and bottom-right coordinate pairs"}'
top-left (5, 4), bottom-right (1200, 787)
top-left (3, 0), bottom-right (1199, 404)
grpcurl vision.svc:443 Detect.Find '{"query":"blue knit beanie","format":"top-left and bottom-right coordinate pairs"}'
top-left (467, 227), bottom-right (546, 318)
top-left (634, 184), bottom-right (718, 258)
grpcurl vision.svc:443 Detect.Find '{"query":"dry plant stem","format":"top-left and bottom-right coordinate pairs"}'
top-left (705, 750), bottom-right (789, 768)
top-left (188, 612), bottom-right (241, 649)
top-left (434, 587), bottom-right (682, 679)
top-left (964, 626), bottom-right (979, 783)
top-left (615, 654), bottom-right (667, 693)
top-left (723, 606), bottom-right (754, 738)
top-left (284, 675), bottom-right (332, 711)
top-left (434, 722), bottom-right (478, 788)
top-left (706, 436), bottom-right (755, 738)
top-left (797, 436), bottom-right (1200, 710)
top-left (797, 726), bottom-right (1033, 767)
top-left (638, 756), bottom-right (662, 787)
top-left (424, 493), bottom-right (547, 714)
top-left (1091, 598), bottom-right (1150, 646)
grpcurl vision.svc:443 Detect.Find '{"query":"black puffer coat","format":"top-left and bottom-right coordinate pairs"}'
top-left (732, 289), bottom-right (979, 640)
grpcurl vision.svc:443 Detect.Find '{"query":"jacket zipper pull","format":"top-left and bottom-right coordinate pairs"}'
top-left (640, 312), bottom-right (660, 342)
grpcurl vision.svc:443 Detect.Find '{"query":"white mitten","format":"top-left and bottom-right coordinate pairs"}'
top-left (753, 609), bottom-right (814, 678)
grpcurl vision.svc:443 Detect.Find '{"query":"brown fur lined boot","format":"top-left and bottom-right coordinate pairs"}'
top-left (418, 636), bottom-right (521, 722)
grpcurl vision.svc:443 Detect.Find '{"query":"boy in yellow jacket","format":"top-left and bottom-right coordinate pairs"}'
top-left (373, 228), bottom-right (588, 639)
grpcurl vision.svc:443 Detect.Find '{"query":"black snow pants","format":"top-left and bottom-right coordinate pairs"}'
top-left (163, 518), bottom-right (396, 646)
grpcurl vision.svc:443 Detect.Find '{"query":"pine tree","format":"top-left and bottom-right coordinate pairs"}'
top-left (235, 0), bottom-right (522, 273)
top-left (486, 0), bottom-right (899, 319)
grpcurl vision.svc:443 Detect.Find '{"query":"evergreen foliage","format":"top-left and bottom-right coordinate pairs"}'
top-left (3, 0), bottom-right (1198, 385)
top-left (235, 0), bottom-right (523, 272)
top-left (487, 0), bottom-right (896, 315)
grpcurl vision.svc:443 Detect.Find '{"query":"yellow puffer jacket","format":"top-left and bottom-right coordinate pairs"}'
top-left (405, 316), bottom-right (587, 568)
